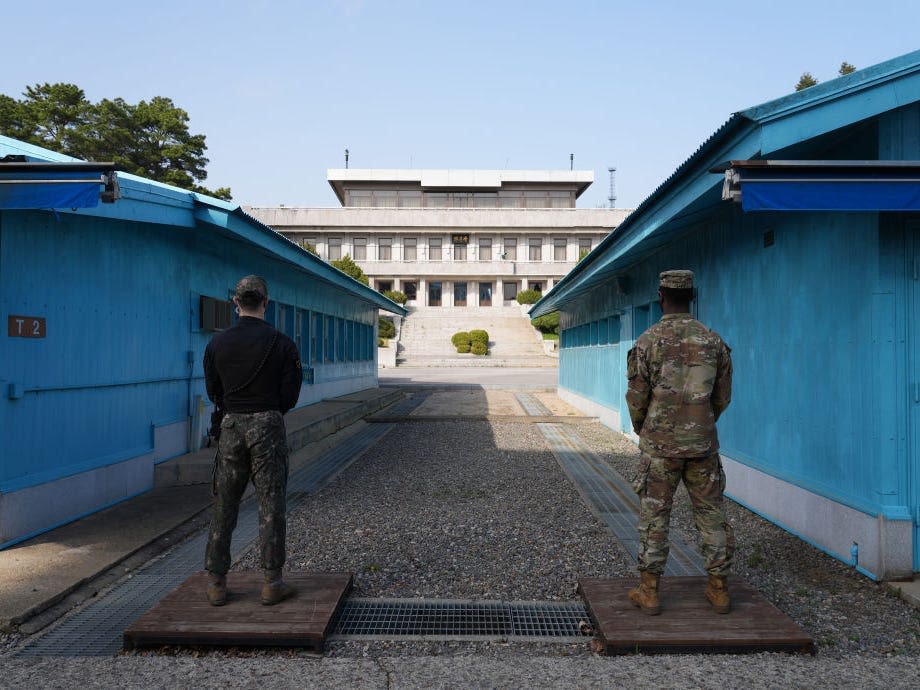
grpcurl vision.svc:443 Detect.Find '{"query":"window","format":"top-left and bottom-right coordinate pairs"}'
top-left (503, 282), bottom-right (518, 301)
top-left (377, 280), bottom-right (393, 293)
top-left (353, 237), bottom-right (367, 260)
top-left (503, 238), bottom-right (517, 261)
top-left (312, 312), bottom-right (323, 363)
top-left (454, 243), bottom-right (466, 261)
top-left (375, 190), bottom-right (397, 206)
top-left (328, 237), bottom-right (342, 261)
top-left (346, 190), bottom-right (372, 207)
top-left (429, 237), bottom-right (442, 261)
top-left (399, 191), bottom-right (422, 208)
top-left (529, 282), bottom-right (544, 293)
top-left (325, 315), bottom-right (335, 362)
top-left (524, 191), bottom-right (546, 208)
top-left (498, 191), bottom-right (522, 208)
top-left (551, 191), bottom-right (574, 208)
top-left (479, 237), bottom-right (492, 262)
top-left (425, 193), bottom-right (448, 208)
top-left (554, 238), bottom-right (567, 261)
top-left (301, 237), bottom-right (318, 253)
top-left (337, 318), bottom-right (346, 361)
top-left (199, 295), bottom-right (233, 331)
top-left (297, 309), bottom-right (309, 363)
top-left (378, 237), bottom-right (392, 261)
top-left (404, 282), bottom-right (417, 300)
top-left (529, 238), bottom-right (542, 261)
top-left (578, 237), bottom-right (592, 259)
top-left (473, 193), bottom-right (497, 207)
top-left (403, 237), bottom-right (417, 261)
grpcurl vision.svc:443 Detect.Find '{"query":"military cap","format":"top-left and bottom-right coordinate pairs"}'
top-left (234, 275), bottom-right (268, 300)
top-left (659, 270), bottom-right (694, 289)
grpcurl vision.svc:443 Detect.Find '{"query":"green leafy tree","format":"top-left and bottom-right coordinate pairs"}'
top-left (531, 311), bottom-right (560, 335)
top-left (795, 72), bottom-right (818, 91)
top-left (0, 83), bottom-right (231, 200)
top-left (838, 61), bottom-right (856, 76)
top-left (331, 254), bottom-right (369, 285)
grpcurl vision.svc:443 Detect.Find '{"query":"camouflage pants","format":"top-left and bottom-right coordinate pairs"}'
top-left (632, 451), bottom-right (734, 576)
top-left (205, 411), bottom-right (289, 575)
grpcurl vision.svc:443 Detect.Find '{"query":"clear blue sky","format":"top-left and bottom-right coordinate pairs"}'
top-left (2, 1), bottom-right (918, 209)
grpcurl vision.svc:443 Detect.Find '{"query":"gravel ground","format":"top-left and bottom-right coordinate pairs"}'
top-left (2, 408), bottom-right (918, 687)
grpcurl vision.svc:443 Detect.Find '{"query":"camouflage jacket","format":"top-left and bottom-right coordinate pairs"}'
top-left (626, 313), bottom-right (732, 457)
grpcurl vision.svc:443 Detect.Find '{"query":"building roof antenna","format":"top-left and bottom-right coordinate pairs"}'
top-left (608, 166), bottom-right (617, 208)
top-left (345, 148), bottom-right (349, 169)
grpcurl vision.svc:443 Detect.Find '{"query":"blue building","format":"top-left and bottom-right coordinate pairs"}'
top-left (532, 50), bottom-right (920, 580)
top-left (0, 135), bottom-right (405, 548)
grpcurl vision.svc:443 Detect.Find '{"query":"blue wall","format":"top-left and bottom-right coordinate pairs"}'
top-left (0, 207), bottom-right (378, 497)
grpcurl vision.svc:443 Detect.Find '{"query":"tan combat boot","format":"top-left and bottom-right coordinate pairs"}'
top-left (261, 569), bottom-right (297, 606)
top-left (628, 571), bottom-right (661, 615)
top-left (206, 572), bottom-right (227, 607)
top-left (705, 574), bottom-right (730, 614)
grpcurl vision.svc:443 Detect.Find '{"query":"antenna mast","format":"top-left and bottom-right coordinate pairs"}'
top-left (607, 167), bottom-right (617, 208)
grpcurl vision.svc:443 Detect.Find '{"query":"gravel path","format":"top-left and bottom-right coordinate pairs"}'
top-left (2, 405), bottom-right (918, 687)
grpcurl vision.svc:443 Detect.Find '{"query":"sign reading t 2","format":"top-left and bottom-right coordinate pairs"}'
top-left (8, 315), bottom-right (46, 338)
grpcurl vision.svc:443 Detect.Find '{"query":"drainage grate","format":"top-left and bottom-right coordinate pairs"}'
top-left (17, 421), bottom-right (400, 657)
top-left (538, 423), bottom-right (706, 576)
top-left (331, 599), bottom-right (591, 641)
top-left (515, 392), bottom-right (551, 417)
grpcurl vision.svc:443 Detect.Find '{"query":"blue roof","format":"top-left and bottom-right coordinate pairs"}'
top-left (0, 134), bottom-right (406, 316)
top-left (531, 48), bottom-right (920, 317)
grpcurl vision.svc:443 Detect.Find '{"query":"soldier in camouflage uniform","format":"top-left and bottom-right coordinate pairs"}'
top-left (625, 270), bottom-right (734, 615)
top-left (203, 275), bottom-right (303, 606)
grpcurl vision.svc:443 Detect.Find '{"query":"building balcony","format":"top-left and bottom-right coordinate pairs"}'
top-left (361, 260), bottom-right (577, 278)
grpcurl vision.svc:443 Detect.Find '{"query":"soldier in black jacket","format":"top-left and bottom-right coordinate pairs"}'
top-left (203, 275), bottom-right (302, 606)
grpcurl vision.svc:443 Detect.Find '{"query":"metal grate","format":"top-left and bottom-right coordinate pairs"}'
top-left (17, 420), bottom-right (399, 657)
top-left (515, 392), bottom-right (551, 417)
top-left (537, 423), bottom-right (706, 576)
top-left (331, 599), bottom-right (591, 641)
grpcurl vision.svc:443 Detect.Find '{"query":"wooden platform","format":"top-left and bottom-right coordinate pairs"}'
top-left (123, 571), bottom-right (353, 652)
top-left (578, 576), bottom-right (814, 655)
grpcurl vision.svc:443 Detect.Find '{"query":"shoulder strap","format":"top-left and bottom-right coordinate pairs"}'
top-left (225, 330), bottom-right (279, 396)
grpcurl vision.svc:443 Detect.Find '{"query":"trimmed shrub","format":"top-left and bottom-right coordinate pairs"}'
top-left (382, 289), bottom-right (407, 305)
top-left (470, 341), bottom-right (488, 356)
top-left (469, 329), bottom-right (489, 344)
top-left (531, 311), bottom-right (559, 335)
top-left (379, 317), bottom-right (396, 339)
top-left (516, 289), bottom-right (542, 305)
top-left (456, 340), bottom-right (472, 353)
top-left (451, 331), bottom-right (471, 347)
top-left (378, 337), bottom-right (388, 348)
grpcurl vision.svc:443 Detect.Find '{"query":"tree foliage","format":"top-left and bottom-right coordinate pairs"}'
top-left (0, 82), bottom-right (230, 200)
top-left (331, 254), bottom-right (369, 285)
top-left (838, 61), bottom-right (856, 76)
top-left (531, 311), bottom-right (560, 335)
top-left (795, 72), bottom-right (819, 91)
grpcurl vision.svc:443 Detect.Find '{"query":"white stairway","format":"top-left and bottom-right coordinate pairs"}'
top-left (394, 306), bottom-right (556, 368)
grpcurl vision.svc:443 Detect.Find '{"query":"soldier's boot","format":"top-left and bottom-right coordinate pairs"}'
top-left (206, 572), bottom-right (227, 607)
top-left (261, 569), bottom-right (297, 606)
top-left (628, 571), bottom-right (661, 615)
top-left (705, 574), bottom-right (731, 614)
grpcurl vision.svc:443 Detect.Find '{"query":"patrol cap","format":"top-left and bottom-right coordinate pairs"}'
top-left (234, 275), bottom-right (268, 301)
top-left (659, 270), bottom-right (694, 290)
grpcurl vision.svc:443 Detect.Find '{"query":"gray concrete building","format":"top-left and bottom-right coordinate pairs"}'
top-left (246, 169), bottom-right (631, 308)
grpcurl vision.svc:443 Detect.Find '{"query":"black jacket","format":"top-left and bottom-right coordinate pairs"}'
top-left (204, 316), bottom-right (302, 414)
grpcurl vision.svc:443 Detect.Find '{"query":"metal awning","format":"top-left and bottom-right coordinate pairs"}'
top-left (718, 160), bottom-right (920, 211)
top-left (0, 158), bottom-right (120, 209)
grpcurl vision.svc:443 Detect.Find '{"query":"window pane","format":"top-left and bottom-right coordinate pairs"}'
top-left (454, 243), bottom-right (466, 261)
top-left (404, 237), bottom-right (417, 261)
top-left (375, 190), bottom-right (397, 207)
top-left (498, 191), bottom-right (522, 208)
top-left (425, 193), bottom-right (448, 208)
top-left (399, 191), bottom-right (422, 208)
top-left (479, 237), bottom-right (492, 262)
top-left (347, 190), bottom-right (372, 207)
top-left (503, 238), bottom-right (517, 261)
top-left (378, 237), bottom-right (392, 261)
top-left (503, 282), bottom-right (518, 300)
top-left (554, 238), bottom-right (567, 261)
top-left (524, 191), bottom-right (546, 208)
top-left (353, 237), bottom-right (367, 261)
top-left (328, 237), bottom-right (342, 260)
top-left (473, 193), bottom-right (497, 208)
top-left (429, 237), bottom-right (442, 261)
top-left (529, 238), bottom-right (542, 261)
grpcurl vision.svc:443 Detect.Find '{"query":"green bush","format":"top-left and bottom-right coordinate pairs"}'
top-left (378, 337), bottom-right (388, 348)
top-left (531, 311), bottom-right (559, 335)
top-left (469, 329), bottom-right (489, 344)
top-left (456, 340), bottom-right (471, 353)
top-left (470, 341), bottom-right (488, 356)
top-left (382, 289), bottom-right (407, 305)
top-left (379, 317), bottom-right (396, 339)
top-left (516, 289), bottom-right (542, 305)
top-left (451, 331), bottom-right (471, 347)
